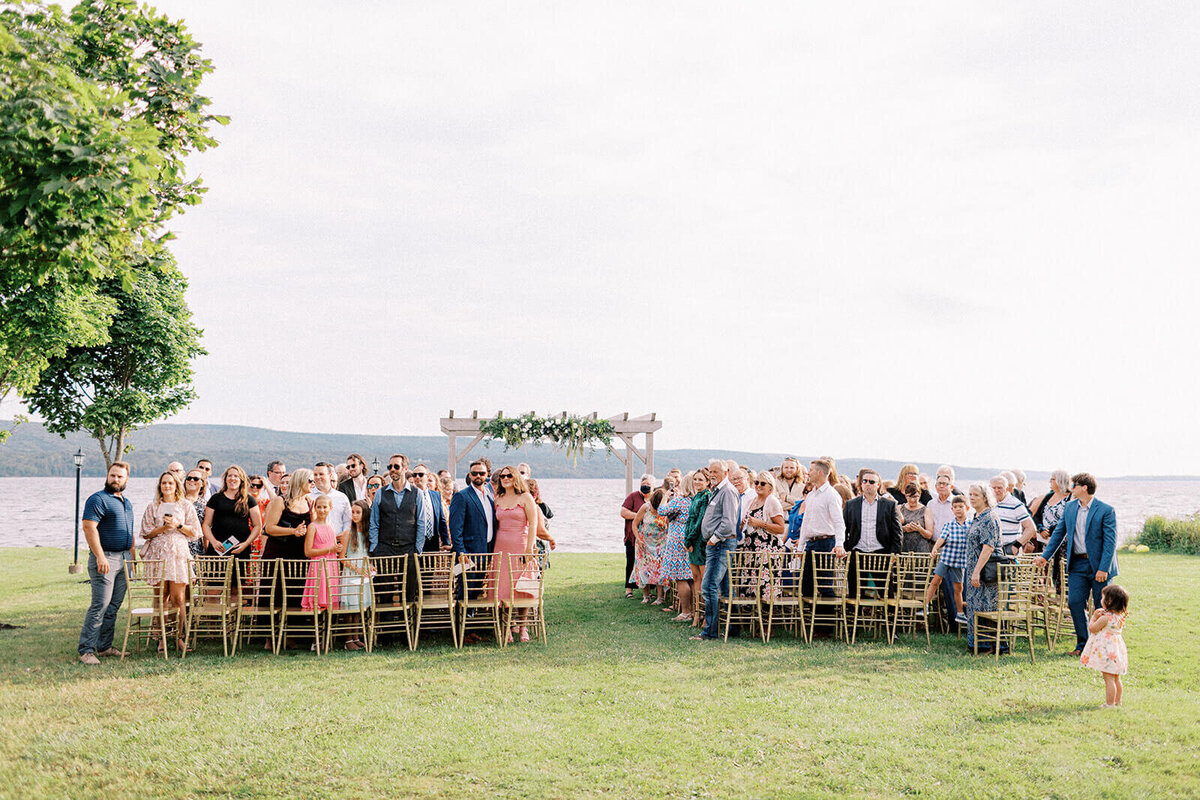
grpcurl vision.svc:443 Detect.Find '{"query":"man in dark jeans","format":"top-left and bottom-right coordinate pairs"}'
top-left (619, 474), bottom-right (653, 598)
top-left (78, 461), bottom-right (136, 665)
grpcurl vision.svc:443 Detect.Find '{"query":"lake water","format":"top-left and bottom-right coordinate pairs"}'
top-left (1, 477), bottom-right (1198, 555)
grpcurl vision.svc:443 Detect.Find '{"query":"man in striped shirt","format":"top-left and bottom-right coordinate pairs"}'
top-left (990, 475), bottom-right (1035, 555)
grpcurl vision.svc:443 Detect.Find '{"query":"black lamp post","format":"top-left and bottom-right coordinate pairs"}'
top-left (371, 456), bottom-right (380, 475)
top-left (69, 448), bottom-right (84, 574)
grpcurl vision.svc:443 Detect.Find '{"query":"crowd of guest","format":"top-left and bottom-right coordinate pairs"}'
top-left (620, 457), bottom-right (1118, 656)
top-left (76, 456), bottom-right (556, 663)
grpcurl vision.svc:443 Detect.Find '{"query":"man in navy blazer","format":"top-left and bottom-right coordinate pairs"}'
top-left (449, 460), bottom-right (496, 598)
top-left (1036, 472), bottom-right (1118, 655)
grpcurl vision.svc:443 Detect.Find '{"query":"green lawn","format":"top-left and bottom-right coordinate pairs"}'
top-left (1, 549), bottom-right (1197, 799)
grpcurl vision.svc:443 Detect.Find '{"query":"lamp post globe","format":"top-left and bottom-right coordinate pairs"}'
top-left (371, 457), bottom-right (380, 475)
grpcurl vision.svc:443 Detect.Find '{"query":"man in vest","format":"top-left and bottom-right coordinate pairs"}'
top-left (369, 453), bottom-right (434, 605)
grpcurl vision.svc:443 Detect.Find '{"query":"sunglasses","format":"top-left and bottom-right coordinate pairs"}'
top-left (413, 473), bottom-right (428, 479)
top-left (754, 480), bottom-right (771, 487)
top-left (185, 477), bottom-right (202, 482)
top-left (387, 464), bottom-right (403, 471)
top-left (499, 474), bottom-right (514, 479)
top-left (250, 482), bottom-right (263, 488)
top-left (861, 478), bottom-right (878, 484)
top-left (469, 471), bottom-right (486, 477)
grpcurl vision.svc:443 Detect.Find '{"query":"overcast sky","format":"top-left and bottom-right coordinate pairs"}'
top-left (7, 2), bottom-right (1200, 476)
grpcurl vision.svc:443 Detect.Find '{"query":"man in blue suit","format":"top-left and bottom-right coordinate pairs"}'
top-left (409, 465), bottom-right (450, 551)
top-left (1036, 472), bottom-right (1117, 655)
top-left (449, 460), bottom-right (496, 601)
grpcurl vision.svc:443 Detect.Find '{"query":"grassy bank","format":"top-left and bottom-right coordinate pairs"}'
top-left (1138, 514), bottom-right (1200, 554)
top-left (1, 549), bottom-right (1198, 799)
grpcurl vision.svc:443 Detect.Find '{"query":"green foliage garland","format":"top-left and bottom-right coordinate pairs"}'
top-left (478, 413), bottom-right (615, 463)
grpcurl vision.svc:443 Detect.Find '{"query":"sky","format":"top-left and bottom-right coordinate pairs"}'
top-left (7, 1), bottom-right (1200, 476)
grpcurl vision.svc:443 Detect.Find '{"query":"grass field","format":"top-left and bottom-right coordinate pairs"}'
top-left (1, 548), bottom-right (1198, 799)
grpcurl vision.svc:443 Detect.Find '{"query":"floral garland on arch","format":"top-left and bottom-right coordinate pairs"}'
top-left (478, 413), bottom-right (616, 463)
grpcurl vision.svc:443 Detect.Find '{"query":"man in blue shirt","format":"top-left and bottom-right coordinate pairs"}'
top-left (78, 461), bottom-right (136, 665)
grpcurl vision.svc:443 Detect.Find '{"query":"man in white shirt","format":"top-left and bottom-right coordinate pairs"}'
top-left (799, 458), bottom-right (846, 601)
top-left (265, 460), bottom-right (286, 498)
top-left (338, 454), bottom-right (369, 503)
top-left (310, 462), bottom-right (352, 536)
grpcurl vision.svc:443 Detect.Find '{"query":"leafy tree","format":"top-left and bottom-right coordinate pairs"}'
top-left (0, 0), bottom-right (224, 404)
top-left (26, 250), bottom-right (206, 467)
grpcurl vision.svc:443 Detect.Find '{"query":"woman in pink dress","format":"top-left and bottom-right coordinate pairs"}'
top-left (302, 495), bottom-right (341, 611)
top-left (491, 465), bottom-right (540, 643)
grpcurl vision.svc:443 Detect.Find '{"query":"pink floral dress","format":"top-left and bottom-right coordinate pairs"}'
top-left (634, 508), bottom-right (667, 587)
top-left (302, 523), bottom-right (340, 610)
top-left (1080, 611), bottom-right (1128, 675)
top-left (139, 500), bottom-right (200, 585)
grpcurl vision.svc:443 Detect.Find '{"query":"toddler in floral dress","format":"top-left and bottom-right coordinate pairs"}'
top-left (1080, 583), bottom-right (1129, 708)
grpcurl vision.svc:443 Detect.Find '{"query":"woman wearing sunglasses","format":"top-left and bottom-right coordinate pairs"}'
top-left (491, 466), bottom-right (540, 643)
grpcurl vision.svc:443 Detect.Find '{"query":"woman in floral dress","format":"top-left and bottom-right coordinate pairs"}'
top-left (740, 473), bottom-right (786, 594)
top-left (658, 475), bottom-right (696, 622)
top-left (964, 482), bottom-right (1002, 653)
top-left (140, 471), bottom-right (201, 653)
top-left (633, 488), bottom-right (668, 605)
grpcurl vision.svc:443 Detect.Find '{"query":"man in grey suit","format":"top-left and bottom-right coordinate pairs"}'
top-left (692, 459), bottom-right (741, 641)
top-left (1035, 472), bottom-right (1118, 655)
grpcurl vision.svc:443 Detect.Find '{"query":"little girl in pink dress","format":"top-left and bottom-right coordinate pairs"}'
top-left (1080, 583), bottom-right (1129, 708)
top-left (302, 495), bottom-right (341, 611)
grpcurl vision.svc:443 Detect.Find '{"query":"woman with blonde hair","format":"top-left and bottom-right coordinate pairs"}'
top-left (888, 463), bottom-right (931, 505)
top-left (658, 471), bottom-right (697, 622)
top-left (492, 465), bottom-right (540, 643)
top-left (140, 471), bottom-right (201, 653)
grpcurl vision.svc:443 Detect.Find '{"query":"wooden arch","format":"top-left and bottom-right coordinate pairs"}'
top-left (439, 411), bottom-right (663, 496)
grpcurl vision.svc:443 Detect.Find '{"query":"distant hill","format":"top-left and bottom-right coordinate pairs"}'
top-left (0, 420), bottom-right (1188, 481)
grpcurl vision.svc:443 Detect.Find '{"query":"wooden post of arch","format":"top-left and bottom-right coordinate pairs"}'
top-left (439, 411), bottom-right (662, 495)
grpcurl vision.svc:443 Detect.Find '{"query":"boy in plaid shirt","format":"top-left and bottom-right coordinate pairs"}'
top-left (927, 495), bottom-right (970, 624)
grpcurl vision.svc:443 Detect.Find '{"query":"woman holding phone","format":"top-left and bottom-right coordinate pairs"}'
top-left (202, 465), bottom-right (263, 559)
top-left (140, 471), bottom-right (201, 653)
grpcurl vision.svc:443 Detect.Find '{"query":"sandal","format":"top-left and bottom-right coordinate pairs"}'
top-left (673, 613), bottom-right (691, 622)
top-left (344, 640), bottom-right (364, 651)
top-left (519, 627), bottom-right (530, 643)
top-left (624, 590), bottom-right (634, 599)
top-left (176, 638), bottom-right (192, 654)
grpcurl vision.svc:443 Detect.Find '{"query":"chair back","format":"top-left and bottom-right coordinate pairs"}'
top-left (806, 551), bottom-right (847, 601)
top-left (193, 556), bottom-right (232, 605)
top-left (764, 551), bottom-right (804, 602)
top-left (416, 552), bottom-right (455, 607)
top-left (277, 558), bottom-right (316, 612)
top-left (124, 558), bottom-right (165, 615)
top-left (238, 557), bottom-right (276, 612)
top-left (853, 552), bottom-right (895, 601)
top-left (893, 553), bottom-right (932, 600)
top-left (368, 555), bottom-right (409, 609)
top-left (505, 552), bottom-right (546, 608)
top-left (998, 562), bottom-right (1036, 612)
top-left (459, 552), bottom-right (501, 608)
top-left (726, 549), bottom-right (766, 602)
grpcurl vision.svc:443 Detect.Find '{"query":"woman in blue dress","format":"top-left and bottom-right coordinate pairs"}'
top-left (964, 482), bottom-right (1002, 653)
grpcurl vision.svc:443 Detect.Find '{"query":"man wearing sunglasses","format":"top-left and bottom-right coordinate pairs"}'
top-left (408, 464), bottom-right (449, 551)
top-left (842, 468), bottom-right (901, 598)
top-left (337, 453), bottom-right (369, 503)
top-left (449, 461), bottom-right (496, 613)
top-left (368, 454), bottom-right (431, 606)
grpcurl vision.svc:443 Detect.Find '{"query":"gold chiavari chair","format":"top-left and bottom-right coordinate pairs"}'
top-left (326, 555), bottom-right (370, 653)
top-left (973, 561), bottom-right (1037, 663)
top-left (762, 550), bottom-right (805, 642)
top-left (120, 558), bottom-right (172, 660)
top-left (846, 552), bottom-right (895, 644)
top-left (887, 553), bottom-right (933, 646)
top-left (802, 551), bottom-right (847, 643)
top-left (187, 556), bottom-right (234, 657)
top-left (412, 552), bottom-right (456, 650)
top-left (368, 555), bottom-right (412, 650)
top-left (720, 550), bottom-right (766, 642)
top-left (275, 558), bottom-right (326, 655)
top-left (234, 557), bottom-right (276, 655)
top-left (456, 553), bottom-right (503, 647)
top-left (503, 552), bottom-right (547, 645)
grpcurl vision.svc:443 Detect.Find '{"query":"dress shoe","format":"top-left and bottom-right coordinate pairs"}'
top-left (79, 653), bottom-right (100, 665)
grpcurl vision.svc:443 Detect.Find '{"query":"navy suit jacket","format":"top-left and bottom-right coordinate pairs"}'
top-left (449, 485), bottom-right (496, 555)
top-left (427, 489), bottom-right (450, 548)
top-left (1043, 498), bottom-right (1118, 577)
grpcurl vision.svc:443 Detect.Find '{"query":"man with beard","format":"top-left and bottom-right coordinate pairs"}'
top-left (78, 462), bottom-right (136, 665)
top-left (773, 457), bottom-right (806, 513)
top-left (338, 454), bottom-right (369, 502)
top-left (449, 460), bottom-right (497, 641)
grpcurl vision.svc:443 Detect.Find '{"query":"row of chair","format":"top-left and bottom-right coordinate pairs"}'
top-left (121, 551), bottom-right (547, 658)
top-left (710, 550), bottom-right (1068, 662)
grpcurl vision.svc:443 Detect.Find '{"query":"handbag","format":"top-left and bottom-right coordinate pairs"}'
top-left (514, 560), bottom-right (542, 599)
top-left (979, 550), bottom-right (1015, 584)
